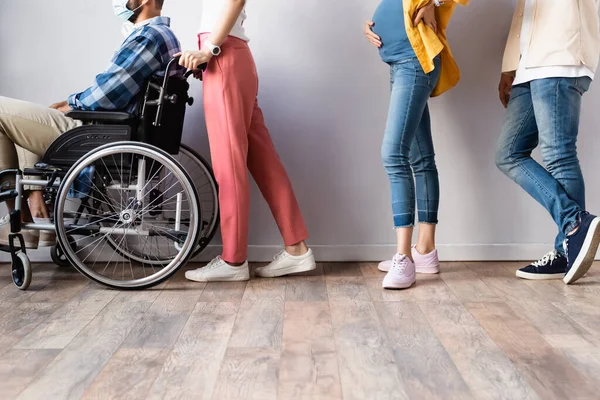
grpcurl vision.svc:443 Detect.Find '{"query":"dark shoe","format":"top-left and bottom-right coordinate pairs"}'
top-left (516, 251), bottom-right (566, 280)
top-left (564, 212), bottom-right (600, 284)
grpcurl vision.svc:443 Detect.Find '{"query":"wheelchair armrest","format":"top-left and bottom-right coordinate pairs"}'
top-left (66, 110), bottom-right (135, 123)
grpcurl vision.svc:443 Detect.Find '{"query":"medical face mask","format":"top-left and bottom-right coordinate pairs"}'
top-left (113, 0), bottom-right (143, 22)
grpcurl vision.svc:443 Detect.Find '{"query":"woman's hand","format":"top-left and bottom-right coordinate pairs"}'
top-left (363, 20), bottom-right (382, 48)
top-left (174, 50), bottom-right (213, 71)
top-left (413, 1), bottom-right (439, 33)
top-left (498, 73), bottom-right (515, 108)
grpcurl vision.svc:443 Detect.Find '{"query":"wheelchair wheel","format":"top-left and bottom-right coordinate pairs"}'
top-left (50, 235), bottom-right (76, 267)
top-left (12, 252), bottom-right (32, 290)
top-left (54, 142), bottom-right (201, 290)
top-left (105, 143), bottom-right (219, 264)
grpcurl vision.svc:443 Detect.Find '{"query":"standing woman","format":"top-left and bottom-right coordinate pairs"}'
top-left (178, 0), bottom-right (316, 282)
top-left (363, 0), bottom-right (468, 290)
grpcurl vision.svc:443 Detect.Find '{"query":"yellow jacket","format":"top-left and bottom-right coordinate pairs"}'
top-left (403, 0), bottom-right (469, 97)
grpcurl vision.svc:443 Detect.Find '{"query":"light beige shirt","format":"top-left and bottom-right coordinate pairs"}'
top-left (502, 0), bottom-right (600, 75)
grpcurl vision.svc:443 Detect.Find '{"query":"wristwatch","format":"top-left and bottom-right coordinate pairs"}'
top-left (204, 41), bottom-right (221, 56)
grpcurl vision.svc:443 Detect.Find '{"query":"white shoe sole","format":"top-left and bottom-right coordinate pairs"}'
top-left (378, 263), bottom-right (439, 274)
top-left (184, 272), bottom-right (249, 283)
top-left (564, 217), bottom-right (600, 285)
top-left (516, 270), bottom-right (564, 280)
top-left (382, 280), bottom-right (415, 290)
top-left (255, 260), bottom-right (317, 278)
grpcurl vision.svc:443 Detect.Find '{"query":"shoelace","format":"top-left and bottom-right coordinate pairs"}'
top-left (273, 250), bottom-right (287, 261)
top-left (563, 239), bottom-right (570, 263)
top-left (204, 256), bottom-right (223, 270)
top-left (391, 257), bottom-right (408, 274)
top-left (532, 250), bottom-right (559, 267)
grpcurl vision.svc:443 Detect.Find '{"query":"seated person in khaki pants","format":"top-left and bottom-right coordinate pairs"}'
top-left (0, 0), bottom-right (180, 249)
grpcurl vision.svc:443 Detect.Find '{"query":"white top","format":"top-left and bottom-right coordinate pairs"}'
top-left (199, 0), bottom-right (249, 42)
top-left (514, 0), bottom-right (595, 85)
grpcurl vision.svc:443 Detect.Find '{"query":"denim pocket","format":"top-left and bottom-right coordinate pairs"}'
top-left (574, 76), bottom-right (592, 95)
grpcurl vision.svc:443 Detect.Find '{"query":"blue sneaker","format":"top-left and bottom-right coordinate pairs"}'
top-left (516, 251), bottom-right (566, 280)
top-left (563, 212), bottom-right (600, 284)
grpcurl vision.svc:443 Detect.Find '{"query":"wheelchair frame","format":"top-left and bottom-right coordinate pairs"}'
top-left (0, 59), bottom-right (216, 290)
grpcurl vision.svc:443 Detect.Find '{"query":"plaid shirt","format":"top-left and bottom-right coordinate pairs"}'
top-left (68, 17), bottom-right (181, 113)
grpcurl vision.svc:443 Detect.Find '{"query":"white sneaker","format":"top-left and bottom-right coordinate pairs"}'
top-left (382, 254), bottom-right (416, 290)
top-left (185, 256), bottom-right (250, 282)
top-left (255, 249), bottom-right (317, 278)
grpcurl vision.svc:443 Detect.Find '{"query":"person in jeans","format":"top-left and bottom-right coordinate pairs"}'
top-left (496, 0), bottom-right (600, 284)
top-left (177, 0), bottom-right (316, 283)
top-left (364, 0), bottom-right (468, 290)
top-left (0, 0), bottom-right (180, 249)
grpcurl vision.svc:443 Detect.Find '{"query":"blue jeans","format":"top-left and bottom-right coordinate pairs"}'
top-left (381, 57), bottom-right (441, 228)
top-left (496, 77), bottom-right (592, 254)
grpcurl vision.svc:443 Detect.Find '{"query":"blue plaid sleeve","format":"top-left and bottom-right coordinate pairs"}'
top-left (68, 34), bottom-right (162, 111)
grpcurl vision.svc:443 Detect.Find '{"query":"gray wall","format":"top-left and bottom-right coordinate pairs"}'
top-left (1, 0), bottom-right (600, 262)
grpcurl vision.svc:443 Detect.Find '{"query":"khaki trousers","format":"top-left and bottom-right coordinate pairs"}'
top-left (0, 96), bottom-right (82, 189)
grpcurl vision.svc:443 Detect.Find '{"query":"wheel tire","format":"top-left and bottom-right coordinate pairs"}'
top-left (50, 243), bottom-right (71, 267)
top-left (12, 252), bottom-right (32, 290)
top-left (54, 142), bottom-right (201, 290)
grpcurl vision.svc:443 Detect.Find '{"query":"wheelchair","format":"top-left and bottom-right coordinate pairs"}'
top-left (0, 58), bottom-right (219, 290)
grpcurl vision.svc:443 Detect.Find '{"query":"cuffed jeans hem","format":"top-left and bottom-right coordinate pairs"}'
top-left (418, 221), bottom-right (438, 225)
top-left (393, 213), bottom-right (414, 229)
top-left (394, 224), bottom-right (415, 229)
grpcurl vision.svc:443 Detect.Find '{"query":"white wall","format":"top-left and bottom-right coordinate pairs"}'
top-left (2, 0), bottom-right (600, 262)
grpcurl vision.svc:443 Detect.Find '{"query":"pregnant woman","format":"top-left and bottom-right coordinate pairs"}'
top-left (363, 0), bottom-right (468, 289)
top-left (177, 0), bottom-right (316, 282)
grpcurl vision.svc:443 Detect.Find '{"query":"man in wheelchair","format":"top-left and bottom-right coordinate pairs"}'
top-left (0, 0), bottom-right (180, 250)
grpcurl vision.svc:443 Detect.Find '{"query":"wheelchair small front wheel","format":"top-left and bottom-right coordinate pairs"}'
top-left (12, 252), bottom-right (32, 290)
top-left (50, 237), bottom-right (75, 268)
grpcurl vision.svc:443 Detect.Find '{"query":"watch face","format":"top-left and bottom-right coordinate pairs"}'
top-left (212, 47), bottom-right (221, 56)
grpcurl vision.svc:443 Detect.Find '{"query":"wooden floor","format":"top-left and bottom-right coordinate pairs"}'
top-left (1, 261), bottom-right (600, 400)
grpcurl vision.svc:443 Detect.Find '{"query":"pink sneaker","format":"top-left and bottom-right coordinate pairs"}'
top-left (382, 254), bottom-right (415, 290)
top-left (378, 247), bottom-right (440, 274)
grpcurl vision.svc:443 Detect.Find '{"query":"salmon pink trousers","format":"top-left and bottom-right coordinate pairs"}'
top-left (199, 34), bottom-right (309, 263)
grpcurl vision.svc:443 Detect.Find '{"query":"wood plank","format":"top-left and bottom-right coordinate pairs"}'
top-left (0, 302), bottom-right (62, 355)
top-left (0, 349), bottom-right (60, 398)
top-left (364, 277), bottom-right (415, 302)
top-left (278, 301), bottom-right (343, 400)
top-left (148, 302), bottom-right (238, 400)
top-left (467, 301), bottom-right (596, 399)
top-left (561, 347), bottom-right (600, 391)
top-left (466, 262), bottom-right (595, 348)
top-left (285, 275), bottom-right (328, 302)
top-left (17, 291), bottom-right (161, 400)
top-left (440, 262), bottom-right (500, 303)
top-left (326, 277), bottom-right (370, 302)
top-left (359, 262), bottom-right (383, 278)
top-left (227, 279), bottom-right (286, 349)
top-left (410, 273), bottom-right (457, 304)
top-left (323, 262), bottom-right (361, 277)
top-left (419, 298), bottom-right (538, 399)
top-left (121, 286), bottom-right (201, 349)
top-left (14, 286), bottom-right (118, 349)
top-left (199, 281), bottom-right (247, 302)
top-left (211, 347), bottom-right (280, 400)
top-left (82, 348), bottom-right (170, 400)
top-left (329, 299), bottom-right (408, 400)
top-left (375, 301), bottom-right (472, 399)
